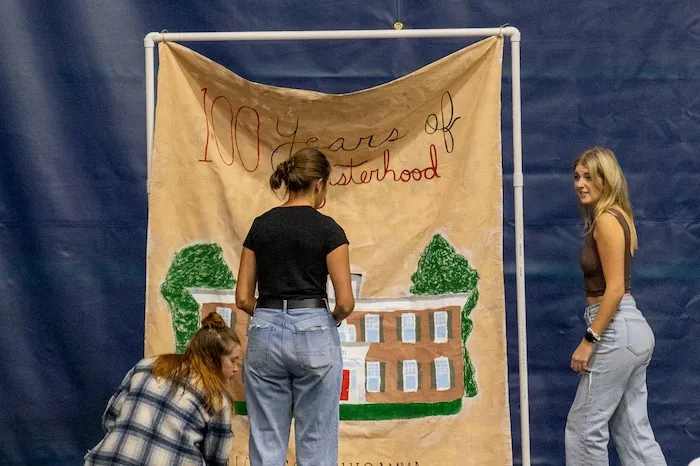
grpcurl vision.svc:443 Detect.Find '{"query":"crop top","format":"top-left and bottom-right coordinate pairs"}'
top-left (580, 209), bottom-right (632, 297)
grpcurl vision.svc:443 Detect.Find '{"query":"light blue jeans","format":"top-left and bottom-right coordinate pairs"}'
top-left (243, 304), bottom-right (342, 466)
top-left (565, 295), bottom-right (666, 465)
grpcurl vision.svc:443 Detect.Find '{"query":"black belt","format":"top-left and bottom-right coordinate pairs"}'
top-left (256, 297), bottom-right (327, 310)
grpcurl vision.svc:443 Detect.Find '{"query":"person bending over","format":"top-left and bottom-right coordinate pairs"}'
top-left (85, 312), bottom-right (241, 465)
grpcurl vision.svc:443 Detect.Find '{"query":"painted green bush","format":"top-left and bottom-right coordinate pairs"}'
top-left (410, 234), bottom-right (479, 397)
top-left (160, 243), bottom-right (235, 353)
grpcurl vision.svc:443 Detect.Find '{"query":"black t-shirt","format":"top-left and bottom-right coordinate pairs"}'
top-left (242, 206), bottom-right (349, 299)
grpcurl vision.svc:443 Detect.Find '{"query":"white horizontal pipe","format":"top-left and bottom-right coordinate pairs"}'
top-left (144, 27), bottom-right (520, 46)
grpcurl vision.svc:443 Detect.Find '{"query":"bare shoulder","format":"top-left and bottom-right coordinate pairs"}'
top-left (593, 211), bottom-right (624, 241)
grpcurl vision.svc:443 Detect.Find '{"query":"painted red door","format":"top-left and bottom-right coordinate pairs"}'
top-left (340, 369), bottom-right (350, 400)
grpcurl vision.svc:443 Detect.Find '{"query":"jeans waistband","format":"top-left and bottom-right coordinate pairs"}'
top-left (584, 295), bottom-right (642, 322)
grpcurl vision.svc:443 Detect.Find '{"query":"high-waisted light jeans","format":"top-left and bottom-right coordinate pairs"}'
top-left (243, 303), bottom-right (342, 466)
top-left (565, 295), bottom-right (666, 465)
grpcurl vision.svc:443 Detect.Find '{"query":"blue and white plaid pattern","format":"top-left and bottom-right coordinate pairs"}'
top-left (85, 358), bottom-right (233, 465)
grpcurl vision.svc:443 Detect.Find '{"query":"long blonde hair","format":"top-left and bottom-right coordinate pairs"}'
top-left (574, 147), bottom-right (638, 253)
top-left (152, 313), bottom-right (239, 413)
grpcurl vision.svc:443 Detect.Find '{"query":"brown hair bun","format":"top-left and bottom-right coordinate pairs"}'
top-left (269, 148), bottom-right (331, 194)
top-left (201, 312), bottom-right (227, 330)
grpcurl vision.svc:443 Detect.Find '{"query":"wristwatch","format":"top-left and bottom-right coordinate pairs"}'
top-left (584, 327), bottom-right (601, 344)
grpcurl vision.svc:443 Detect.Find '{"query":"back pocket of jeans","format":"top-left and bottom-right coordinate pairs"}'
top-left (245, 321), bottom-right (273, 370)
top-left (624, 318), bottom-right (652, 357)
top-left (293, 317), bottom-right (332, 370)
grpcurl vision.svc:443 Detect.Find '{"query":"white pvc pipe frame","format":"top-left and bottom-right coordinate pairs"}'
top-left (144, 27), bottom-right (530, 466)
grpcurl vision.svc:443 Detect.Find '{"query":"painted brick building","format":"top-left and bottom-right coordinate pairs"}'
top-left (187, 281), bottom-right (470, 418)
top-left (336, 295), bottom-right (465, 405)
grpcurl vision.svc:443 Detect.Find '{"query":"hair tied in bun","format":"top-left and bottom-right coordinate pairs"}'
top-left (201, 312), bottom-right (226, 330)
top-left (284, 158), bottom-right (294, 175)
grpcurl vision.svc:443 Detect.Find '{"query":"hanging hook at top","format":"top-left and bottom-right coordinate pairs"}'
top-left (393, 0), bottom-right (403, 30)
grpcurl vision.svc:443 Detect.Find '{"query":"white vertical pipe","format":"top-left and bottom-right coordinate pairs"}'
top-left (510, 29), bottom-right (531, 466)
top-left (144, 34), bottom-right (156, 194)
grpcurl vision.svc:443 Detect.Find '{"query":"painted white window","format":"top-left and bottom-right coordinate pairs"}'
top-left (338, 322), bottom-right (357, 342)
top-left (401, 313), bottom-right (416, 343)
top-left (215, 307), bottom-right (232, 327)
top-left (403, 360), bottom-right (418, 392)
top-left (328, 273), bottom-right (363, 299)
top-left (350, 369), bottom-right (357, 392)
top-left (365, 314), bottom-right (380, 342)
top-left (435, 356), bottom-right (451, 391)
top-left (350, 273), bottom-right (363, 298)
top-left (366, 361), bottom-right (381, 393)
top-left (434, 311), bottom-right (448, 343)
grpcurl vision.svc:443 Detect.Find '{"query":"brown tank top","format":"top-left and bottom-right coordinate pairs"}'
top-left (580, 209), bottom-right (632, 297)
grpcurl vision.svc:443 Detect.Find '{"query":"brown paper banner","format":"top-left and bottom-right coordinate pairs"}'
top-left (147, 36), bottom-right (511, 465)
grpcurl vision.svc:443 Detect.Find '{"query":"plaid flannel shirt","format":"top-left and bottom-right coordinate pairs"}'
top-left (84, 358), bottom-right (233, 465)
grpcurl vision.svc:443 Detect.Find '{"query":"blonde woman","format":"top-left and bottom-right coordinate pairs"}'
top-left (85, 313), bottom-right (241, 465)
top-left (565, 147), bottom-right (666, 464)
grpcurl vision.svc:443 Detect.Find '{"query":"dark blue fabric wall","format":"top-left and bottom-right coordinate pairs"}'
top-left (0, 1), bottom-right (698, 464)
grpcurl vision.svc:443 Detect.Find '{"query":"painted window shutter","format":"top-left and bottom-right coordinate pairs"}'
top-left (447, 310), bottom-right (453, 339)
top-left (431, 361), bottom-right (436, 389)
top-left (417, 362), bottom-right (422, 389)
top-left (449, 359), bottom-right (455, 387)
top-left (415, 315), bottom-right (421, 341)
top-left (397, 362), bottom-right (403, 391)
top-left (396, 316), bottom-right (401, 341)
top-left (429, 312), bottom-right (435, 340)
top-left (380, 362), bottom-right (386, 392)
top-left (360, 318), bottom-right (365, 342)
top-left (379, 316), bottom-right (384, 342)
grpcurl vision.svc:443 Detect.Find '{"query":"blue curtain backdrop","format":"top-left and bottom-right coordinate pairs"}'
top-left (0, 1), bottom-right (698, 464)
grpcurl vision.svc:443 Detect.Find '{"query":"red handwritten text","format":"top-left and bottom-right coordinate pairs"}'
top-left (200, 88), bottom-right (261, 172)
top-left (272, 118), bottom-right (405, 168)
top-left (330, 145), bottom-right (440, 186)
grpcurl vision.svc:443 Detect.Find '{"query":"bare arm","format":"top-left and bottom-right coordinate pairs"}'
top-left (570, 211), bottom-right (627, 373)
top-left (327, 244), bottom-right (354, 323)
top-left (235, 247), bottom-right (257, 316)
top-left (589, 211), bottom-right (627, 335)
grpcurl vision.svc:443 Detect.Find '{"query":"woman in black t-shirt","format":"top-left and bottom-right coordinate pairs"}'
top-left (236, 148), bottom-right (354, 466)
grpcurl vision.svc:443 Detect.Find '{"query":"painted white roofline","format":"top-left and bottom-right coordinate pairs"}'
top-left (187, 288), bottom-right (237, 305)
top-left (186, 287), bottom-right (472, 311)
top-left (336, 293), bottom-right (471, 311)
